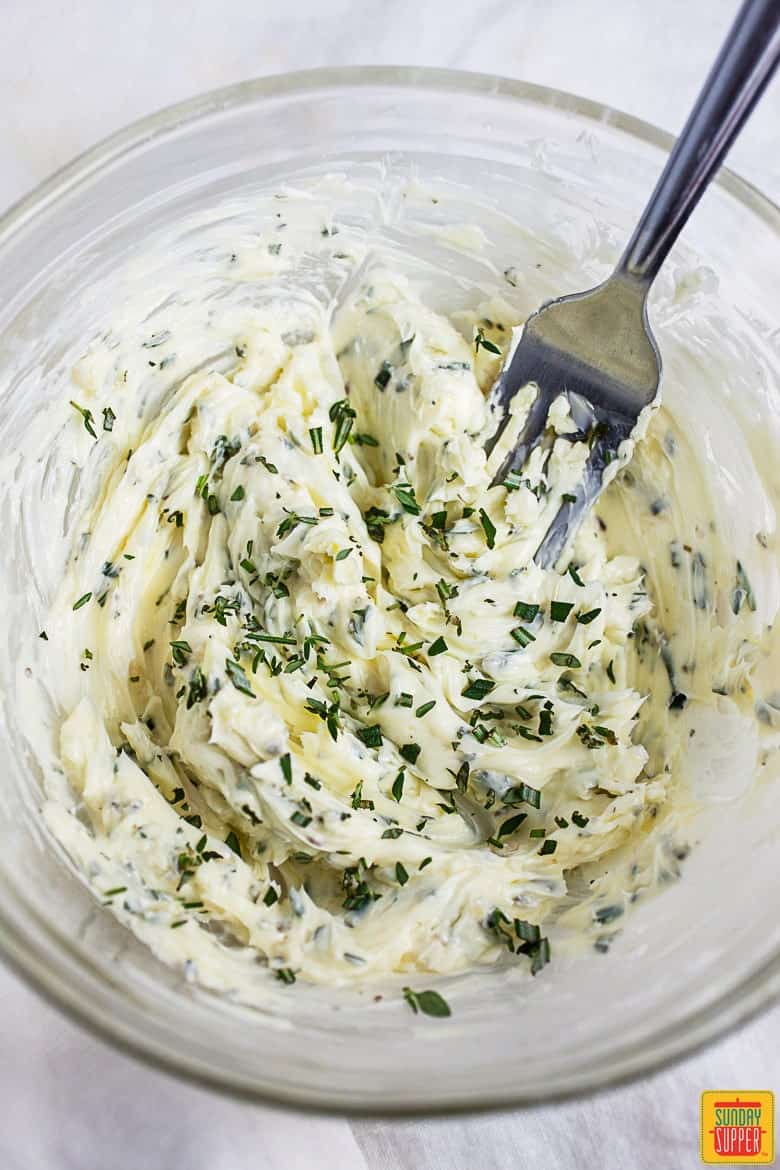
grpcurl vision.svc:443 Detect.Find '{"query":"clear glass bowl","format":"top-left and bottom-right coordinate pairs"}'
top-left (0, 67), bottom-right (778, 1114)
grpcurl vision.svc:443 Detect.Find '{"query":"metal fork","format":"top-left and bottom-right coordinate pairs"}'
top-left (486, 0), bottom-right (780, 569)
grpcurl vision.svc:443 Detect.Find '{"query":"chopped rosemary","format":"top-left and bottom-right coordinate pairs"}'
top-left (391, 769), bottom-right (405, 802)
top-left (392, 483), bottom-right (421, 515)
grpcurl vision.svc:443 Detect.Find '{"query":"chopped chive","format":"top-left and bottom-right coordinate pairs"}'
top-left (538, 838), bottom-right (557, 856)
top-left (550, 652), bottom-right (581, 668)
top-left (335, 547), bottom-right (352, 561)
top-left (309, 425), bottom-right (324, 455)
top-left (400, 743), bottom-right (421, 765)
top-left (225, 830), bottom-right (241, 857)
top-left (356, 724), bottom-right (383, 749)
top-left (263, 887), bottom-right (279, 906)
top-left (528, 936), bottom-right (551, 975)
top-left (428, 636), bottom-right (448, 657)
top-left (395, 861), bottom-right (409, 886)
top-left (230, 485), bottom-right (245, 501)
top-left (577, 608), bottom-right (601, 625)
top-left (72, 592), bottom-right (92, 611)
top-left (461, 678), bottom-right (495, 701)
top-left (513, 601), bottom-right (539, 621)
top-left (538, 707), bottom-right (554, 736)
top-left (606, 660), bottom-right (616, 684)
top-left (497, 812), bottom-right (527, 837)
top-left (329, 398), bottom-right (356, 454)
top-left (374, 361), bottom-right (393, 390)
top-left (479, 508), bottom-right (496, 550)
top-left (550, 601), bottom-right (574, 622)
top-left (568, 565), bottom-right (585, 586)
top-left (572, 810), bottom-right (590, 828)
top-left (511, 626), bottom-right (536, 647)
top-left (279, 753), bottom-right (292, 784)
top-left (416, 700), bottom-right (436, 718)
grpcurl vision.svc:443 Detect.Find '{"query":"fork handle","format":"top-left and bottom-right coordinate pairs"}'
top-left (617, 0), bottom-right (780, 285)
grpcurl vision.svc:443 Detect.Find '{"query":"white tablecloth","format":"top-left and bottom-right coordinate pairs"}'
top-left (1, 2), bottom-right (777, 1167)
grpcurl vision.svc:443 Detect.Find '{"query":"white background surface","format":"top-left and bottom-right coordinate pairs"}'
top-left (1, 2), bottom-right (778, 1168)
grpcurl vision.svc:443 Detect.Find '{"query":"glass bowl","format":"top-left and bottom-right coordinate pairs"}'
top-left (0, 67), bottom-right (778, 1115)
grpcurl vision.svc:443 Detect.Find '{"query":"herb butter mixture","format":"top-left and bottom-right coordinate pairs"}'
top-left (38, 223), bottom-right (762, 1009)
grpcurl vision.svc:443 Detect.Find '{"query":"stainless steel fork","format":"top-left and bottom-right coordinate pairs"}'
top-left (486, 0), bottom-right (780, 569)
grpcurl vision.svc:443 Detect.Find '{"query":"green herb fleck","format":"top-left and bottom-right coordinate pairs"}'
top-left (70, 400), bottom-right (97, 439)
top-left (403, 987), bottom-right (452, 1018)
top-left (225, 657), bottom-right (253, 696)
top-left (461, 678), bottom-right (495, 701)
top-left (356, 724), bottom-right (383, 749)
top-left (577, 608), bottom-right (601, 625)
top-left (474, 328), bottom-right (501, 356)
top-left (514, 601), bottom-right (539, 621)
top-left (400, 743), bottom-right (421, 766)
top-left (391, 769), bottom-right (405, 802)
top-left (550, 652), bottom-right (581, 668)
top-left (479, 508), bottom-right (496, 549)
top-left (550, 601), bottom-right (574, 622)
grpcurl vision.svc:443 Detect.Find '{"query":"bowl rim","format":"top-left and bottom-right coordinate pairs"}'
top-left (0, 64), bottom-right (778, 1116)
